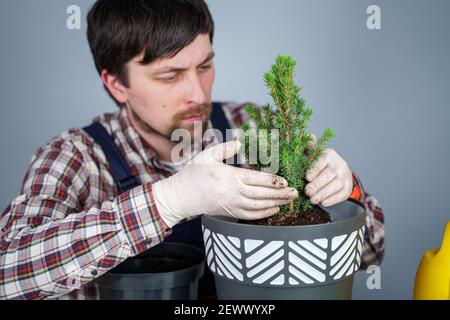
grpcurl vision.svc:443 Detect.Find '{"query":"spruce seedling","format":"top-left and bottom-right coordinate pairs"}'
top-left (242, 55), bottom-right (335, 223)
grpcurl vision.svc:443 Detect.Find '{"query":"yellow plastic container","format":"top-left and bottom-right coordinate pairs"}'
top-left (413, 221), bottom-right (450, 300)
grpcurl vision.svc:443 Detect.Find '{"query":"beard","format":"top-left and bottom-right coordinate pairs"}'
top-left (129, 103), bottom-right (212, 143)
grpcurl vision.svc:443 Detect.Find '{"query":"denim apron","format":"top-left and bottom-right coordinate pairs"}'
top-left (83, 102), bottom-right (232, 299)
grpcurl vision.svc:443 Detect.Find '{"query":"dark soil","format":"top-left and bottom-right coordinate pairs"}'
top-left (239, 205), bottom-right (331, 226)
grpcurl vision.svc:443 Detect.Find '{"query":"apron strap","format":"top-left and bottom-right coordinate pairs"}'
top-left (83, 122), bottom-right (140, 193)
top-left (210, 101), bottom-right (230, 141)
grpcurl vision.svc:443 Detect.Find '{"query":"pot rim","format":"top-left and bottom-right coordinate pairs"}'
top-left (106, 242), bottom-right (205, 277)
top-left (202, 198), bottom-right (365, 230)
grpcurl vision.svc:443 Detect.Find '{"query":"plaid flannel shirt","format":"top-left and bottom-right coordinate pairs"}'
top-left (0, 102), bottom-right (385, 300)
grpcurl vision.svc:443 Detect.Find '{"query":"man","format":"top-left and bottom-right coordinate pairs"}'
top-left (0, 0), bottom-right (384, 300)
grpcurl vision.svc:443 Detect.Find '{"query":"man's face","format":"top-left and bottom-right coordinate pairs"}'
top-left (123, 34), bottom-right (215, 141)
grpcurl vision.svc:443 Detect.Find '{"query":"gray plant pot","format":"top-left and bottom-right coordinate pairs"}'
top-left (95, 242), bottom-right (205, 300)
top-left (201, 199), bottom-right (366, 300)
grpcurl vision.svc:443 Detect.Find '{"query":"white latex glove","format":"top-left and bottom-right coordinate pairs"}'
top-left (153, 140), bottom-right (298, 228)
top-left (304, 135), bottom-right (353, 207)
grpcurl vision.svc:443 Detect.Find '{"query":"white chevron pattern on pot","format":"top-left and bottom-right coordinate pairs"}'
top-left (202, 226), bottom-right (244, 281)
top-left (202, 226), bottom-right (216, 273)
top-left (202, 225), bottom-right (365, 286)
top-left (244, 239), bottom-right (285, 285)
top-left (287, 240), bottom-right (328, 285)
top-left (329, 226), bottom-right (365, 280)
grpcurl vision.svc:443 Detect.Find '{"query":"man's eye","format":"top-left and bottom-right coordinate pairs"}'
top-left (199, 64), bottom-right (212, 72)
top-left (161, 75), bottom-right (178, 82)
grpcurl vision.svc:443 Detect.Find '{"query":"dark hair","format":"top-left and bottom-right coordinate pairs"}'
top-left (87, 0), bottom-right (215, 107)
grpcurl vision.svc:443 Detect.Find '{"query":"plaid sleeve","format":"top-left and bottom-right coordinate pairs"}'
top-left (0, 135), bottom-right (171, 300)
top-left (350, 173), bottom-right (385, 268)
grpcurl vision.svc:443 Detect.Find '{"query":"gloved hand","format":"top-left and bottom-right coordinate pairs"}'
top-left (153, 140), bottom-right (298, 228)
top-left (304, 134), bottom-right (353, 207)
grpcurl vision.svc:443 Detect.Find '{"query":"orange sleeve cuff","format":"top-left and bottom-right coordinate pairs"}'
top-left (349, 174), bottom-right (362, 201)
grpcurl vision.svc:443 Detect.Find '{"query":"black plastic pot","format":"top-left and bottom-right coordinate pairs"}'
top-left (201, 199), bottom-right (366, 300)
top-left (95, 242), bottom-right (205, 300)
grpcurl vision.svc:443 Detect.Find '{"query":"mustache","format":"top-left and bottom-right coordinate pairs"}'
top-left (177, 104), bottom-right (211, 119)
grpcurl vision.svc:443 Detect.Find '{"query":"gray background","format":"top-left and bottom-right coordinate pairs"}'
top-left (1, 0), bottom-right (449, 299)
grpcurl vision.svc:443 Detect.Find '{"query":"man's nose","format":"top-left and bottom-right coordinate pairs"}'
top-left (185, 74), bottom-right (208, 105)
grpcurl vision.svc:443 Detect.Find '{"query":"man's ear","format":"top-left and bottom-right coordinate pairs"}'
top-left (100, 69), bottom-right (128, 105)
